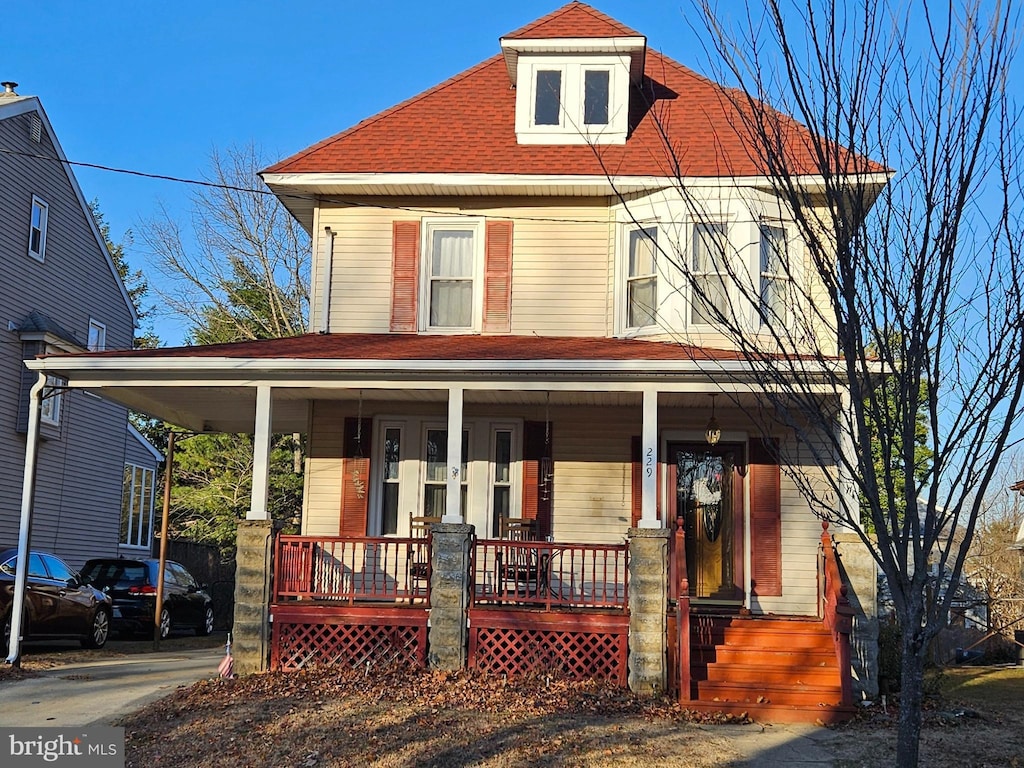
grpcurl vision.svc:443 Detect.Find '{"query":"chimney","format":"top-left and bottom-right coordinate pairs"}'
top-left (1, 81), bottom-right (19, 97)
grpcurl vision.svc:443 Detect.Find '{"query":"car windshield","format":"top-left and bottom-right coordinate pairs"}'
top-left (81, 561), bottom-right (148, 589)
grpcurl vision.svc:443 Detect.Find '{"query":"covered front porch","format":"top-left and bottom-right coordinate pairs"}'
top-left (19, 333), bottom-right (861, 720)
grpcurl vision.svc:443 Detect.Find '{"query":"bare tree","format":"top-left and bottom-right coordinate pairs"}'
top-left (617, 2), bottom-right (1022, 764)
top-left (141, 142), bottom-right (309, 343)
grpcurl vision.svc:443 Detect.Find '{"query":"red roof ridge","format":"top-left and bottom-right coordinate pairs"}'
top-left (503, 1), bottom-right (641, 40)
top-left (264, 54), bottom-right (505, 175)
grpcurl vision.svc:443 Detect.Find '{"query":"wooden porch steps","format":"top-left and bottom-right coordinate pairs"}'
top-left (683, 614), bottom-right (854, 723)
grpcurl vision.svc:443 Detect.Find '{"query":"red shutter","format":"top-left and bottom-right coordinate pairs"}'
top-left (483, 220), bottom-right (513, 333)
top-left (340, 417), bottom-right (373, 536)
top-left (390, 221), bottom-right (420, 333)
top-left (522, 421), bottom-right (553, 538)
top-left (750, 438), bottom-right (782, 596)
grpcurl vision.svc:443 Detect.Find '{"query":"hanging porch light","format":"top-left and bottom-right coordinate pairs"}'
top-left (705, 394), bottom-right (722, 445)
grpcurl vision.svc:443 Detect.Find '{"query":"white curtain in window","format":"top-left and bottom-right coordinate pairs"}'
top-left (430, 230), bottom-right (474, 326)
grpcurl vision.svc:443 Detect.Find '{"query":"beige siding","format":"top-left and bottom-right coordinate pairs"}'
top-left (317, 198), bottom-right (613, 336)
top-left (303, 401), bottom-right (345, 536)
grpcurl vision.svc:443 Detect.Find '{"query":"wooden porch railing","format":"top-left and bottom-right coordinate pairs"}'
top-left (672, 516), bottom-right (692, 702)
top-left (820, 521), bottom-right (855, 706)
top-left (471, 539), bottom-right (628, 611)
top-left (273, 535), bottom-right (431, 605)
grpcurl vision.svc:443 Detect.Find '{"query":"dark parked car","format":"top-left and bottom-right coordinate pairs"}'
top-left (80, 558), bottom-right (214, 639)
top-left (0, 548), bottom-right (112, 649)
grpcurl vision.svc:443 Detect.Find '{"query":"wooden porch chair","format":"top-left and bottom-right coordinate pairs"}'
top-left (408, 516), bottom-right (440, 587)
top-left (496, 517), bottom-right (548, 597)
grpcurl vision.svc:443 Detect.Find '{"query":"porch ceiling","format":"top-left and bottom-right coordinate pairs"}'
top-left (69, 384), bottom-right (780, 435)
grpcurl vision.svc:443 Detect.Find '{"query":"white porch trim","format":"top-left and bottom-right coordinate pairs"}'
top-left (639, 387), bottom-right (660, 528)
top-left (248, 384), bottom-right (273, 521)
top-left (443, 386), bottom-right (465, 524)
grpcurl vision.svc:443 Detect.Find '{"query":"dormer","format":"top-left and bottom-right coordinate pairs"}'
top-left (500, 2), bottom-right (646, 146)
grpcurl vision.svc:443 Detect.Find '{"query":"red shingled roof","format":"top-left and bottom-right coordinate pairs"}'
top-left (56, 334), bottom-right (750, 363)
top-left (265, 3), bottom-right (875, 179)
top-left (503, 1), bottom-right (641, 40)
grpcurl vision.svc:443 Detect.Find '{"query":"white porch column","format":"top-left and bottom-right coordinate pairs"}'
top-left (442, 385), bottom-right (464, 524)
top-left (6, 372), bottom-right (47, 665)
top-left (247, 384), bottom-right (273, 521)
top-left (639, 387), bottom-right (660, 529)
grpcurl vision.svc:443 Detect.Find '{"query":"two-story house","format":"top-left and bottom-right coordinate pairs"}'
top-left (0, 83), bottom-right (160, 569)
top-left (22, 3), bottom-right (880, 721)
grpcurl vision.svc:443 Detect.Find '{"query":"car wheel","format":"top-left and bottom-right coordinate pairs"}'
top-left (159, 607), bottom-right (171, 640)
top-left (81, 609), bottom-right (110, 649)
top-left (197, 605), bottom-right (214, 636)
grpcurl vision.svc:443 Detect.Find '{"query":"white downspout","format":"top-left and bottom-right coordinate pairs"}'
top-left (319, 227), bottom-right (335, 334)
top-left (6, 372), bottom-right (47, 666)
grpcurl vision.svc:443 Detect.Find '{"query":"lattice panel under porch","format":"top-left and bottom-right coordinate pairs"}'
top-left (271, 611), bottom-right (428, 672)
top-left (468, 611), bottom-right (629, 685)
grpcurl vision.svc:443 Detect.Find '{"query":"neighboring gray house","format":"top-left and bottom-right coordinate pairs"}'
top-left (0, 81), bottom-right (156, 568)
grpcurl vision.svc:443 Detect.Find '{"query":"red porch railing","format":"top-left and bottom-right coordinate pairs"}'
top-left (471, 539), bottom-right (628, 611)
top-left (820, 522), bottom-right (855, 707)
top-left (273, 535), bottom-right (431, 605)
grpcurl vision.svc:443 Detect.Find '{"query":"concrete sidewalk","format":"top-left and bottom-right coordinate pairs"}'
top-left (0, 647), bottom-right (223, 727)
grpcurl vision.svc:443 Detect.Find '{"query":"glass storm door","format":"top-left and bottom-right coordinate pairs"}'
top-left (670, 443), bottom-right (744, 600)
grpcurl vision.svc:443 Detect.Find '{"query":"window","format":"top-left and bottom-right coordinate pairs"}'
top-left (759, 224), bottom-right (789, 328)
top-left (29, 196), bottom-right (48, 261)
top-left (626, 227), bottom-right (658, 328)
top-left (691, 222), bottom-right (730, 325)
top-left (514, 55), bottom-right (630, 145)
top-left (371, 418), bottom-right (520, 536)
top-left (121, 463), bottom-right (156, 548)
top-left (534, 70), bottom-right (563, 126)
top-left (380, 427), bottom-right (402, 535)
top-left (584, 70), bottom-right (610, 125)
top-left (40, 375), bottom-right (65, 426)
top-left (88, 320), bottom-right (106, 351)
top-left (42, 554), bottom-right (74, 583)
top-left (423, 221), bottom-right (481, 330)
top-left (423, 428), bottom-right (469, 518)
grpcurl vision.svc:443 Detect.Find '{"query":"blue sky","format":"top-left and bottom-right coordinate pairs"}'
top-left (3, 1), bottom-right (703, 344)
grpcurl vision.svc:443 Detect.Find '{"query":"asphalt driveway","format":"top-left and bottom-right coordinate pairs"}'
top-left (0, 645), bottom-right (223, 727)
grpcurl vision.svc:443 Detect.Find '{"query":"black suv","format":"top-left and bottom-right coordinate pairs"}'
top-left (80, 558), bottom-right (214, 639)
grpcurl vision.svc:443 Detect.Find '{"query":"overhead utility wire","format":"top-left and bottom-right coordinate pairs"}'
top-left (0, 146), bottom-right (616, 225)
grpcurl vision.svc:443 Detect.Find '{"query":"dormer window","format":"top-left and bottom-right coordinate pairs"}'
top-left (534, 70), bottom-right (562, 126)
top-left (502, 34), bottom-right (645, 146)
top-left (584, 70), bottom-right (609, 125)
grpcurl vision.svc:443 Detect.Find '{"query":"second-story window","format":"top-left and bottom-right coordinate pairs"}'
top-left (425, 223), bottom-right (478, 330)
top-left (691, 222), bottom-right (730, 325)
top-left (40, 375), bottom-right (66, 426)
top-left (29, 196), bottom-right (48, 262)
top-left (759, 224), bottom-right (789, 329)
top-left (627, 227), bottom-right (658, 328)
top-left (88, 319), bottom-right (107, 351)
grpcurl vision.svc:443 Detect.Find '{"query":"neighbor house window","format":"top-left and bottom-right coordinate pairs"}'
top-left (583, 70), bottom-right (610, 125)
top-left (121, 463), bottom-right (155, 548)
top-left (29, 196), bottom-right (48, 262)
top-left (691, 222), bottom-right (730, 325)
top-left (87, 319), bottom-right (107, 351)
top-left (39, 375), bottom-right (65, 426)
top-left (759, 224), bottom-right (789, 328)
top-left (425, 223), bottom-right (478, 330)
top-left (627, 227), bottom-right (658, 328)
top-left (534, 70), bottom-right (563, 126)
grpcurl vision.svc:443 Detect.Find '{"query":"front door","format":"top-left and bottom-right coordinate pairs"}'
top-left (669, 443), bottom-right (744, 600)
